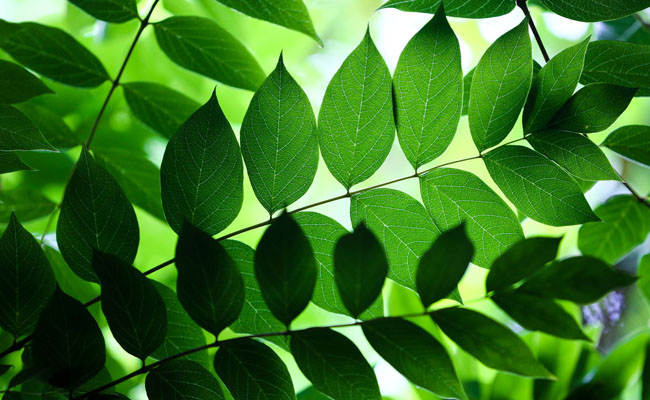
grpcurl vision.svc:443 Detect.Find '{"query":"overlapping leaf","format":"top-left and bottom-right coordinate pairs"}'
top-left (0, 152), bottom-right (31, 174)
top-left (0, 188), bottom-right (55, 223)
top-left (582, 40), bottom-right (650, 96)
top-left (379, 0), bottom-right (515, 18)
top-left (0, 60), bottom-right (52, 104)
top-left (603, 125), bottom-right (650, 166)
top-left (16, 103), bottom-right (82, 148)
top-left (0, 105), bottom-right (55, 152)
top-left (146, 360), bottom-right (224, 400)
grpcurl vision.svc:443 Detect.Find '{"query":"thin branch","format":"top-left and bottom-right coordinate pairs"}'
top-left (517, 0), bottom-right (550, 62)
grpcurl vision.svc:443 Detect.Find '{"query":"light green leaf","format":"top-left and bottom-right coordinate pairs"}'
top-left (420, 168), bottom-right (523, 269)
top-left (379, 0), bottom-right (515, 18)
top-left (350, 188), bottom-right (441, 290)
top-left (393, 6), bottom-right (462, 169)
top-left (153, 16), bottom-right (265, 91)
top-left (122, 82), bottom-right (200, 139)
top-left (578, 195), bottom-right (650, 264)
top-left (160, 92), bottom-right (243, 236)
top-left (0, 60), bottom-right (52, 104)
top-left (603, 125), bottom-right (650, 166)
top-left (523, 39), bottom-right (589, 133)
top-left (582, 40), bottom-right (650, 96)
top-left (527, 131), bottom-right (619, 181)
top-left (291, 328), bottom-right (381, 400)
top-left (69, 0), bottom-right (139, 23)
top-left (0, 152), bottom-right (31, 174)
top-left (431, 307), bottom-right (552, 378)
top-left (57, 148), bottom-right (139, 282)
top-left (15, 103), bottom-right (82, 148)
top-left (0, 213), bottom-right (56, 337)
top-left (0, 105), bottom-right (56, 152)
top-left (638, 253), bottom-right (650, 304)
top-left (469, 18), bottom-right (532, 152)
top-left (241, 56), bottom-right (318, 214)
top-left (217, 0), bottom-right (321, 44)
top-left (483, 145), bottom-right (598, 226)
top-left (363, 318), bottom-right (466, 399)
top-left (540, 0), bottom-right (650, 22)
top-left (146, 360), bottom-right (224, 400)
top-left (318, 30), bottom-right (394, 189)
top-left (0, 188), bottom-right (55, 223)
top-left (0, 20), bottom-right (109, 87)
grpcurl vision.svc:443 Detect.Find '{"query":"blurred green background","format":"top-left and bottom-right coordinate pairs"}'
top-left (2, 0), bottom-right (650, 398)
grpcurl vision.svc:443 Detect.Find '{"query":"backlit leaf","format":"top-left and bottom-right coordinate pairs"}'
top-left (603, 125), bottom-right (650, 166)
top-left (68, 0), bottom-right (139, 23)
top-left (146, 360), bottom-right (224, 400)
top-left (0, 105), bottom-right (55, 152)
top-left (540, 0), bottom-right (650, 23)
top-left (379, 0), bottom-right (515, 18)
top-left (0, 188), bottom-right (55, 223)
top-left (581, 40), bottom-right (650, 95)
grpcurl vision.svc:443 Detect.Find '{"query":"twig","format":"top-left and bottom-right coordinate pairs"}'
top-left (517, 0), bottom-right (550, 62)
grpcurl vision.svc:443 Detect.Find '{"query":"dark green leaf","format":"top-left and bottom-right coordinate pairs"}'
top-left (217, 0), bottom-right (320, 44)
top-left (492, 290), bottom-right (589, 340)
top-left (0, 364), bottom-right (12, 377)
top-left (92, 251), bottom-right (167, 360)
top-left (540, 0), bottom-right (650, 22)
top-left (57, 147), bottom-right (139, 282)
top-left (160, 91), bottom-right (243, 236)
top-left (0, 105), bottom-right (55, 152)
top-left (318, 30), bottom-right (394, 189)
top-left (545, 83), bottom-right (636, 133)
top-left (146, 360), bottom-right (223, 400)
top-left (431, 307), bottom-right (552, 378)
top-left (153, 16), bottom-right (265, 91)
top-left (94, 147), bottom-right (165, 221)
top-left (521, 256), bottom-right (637, 303)
top-left (255, 212), bottom-right (316, 327)
top-left (603, 125), bottom-right (650, 166)
top-left (420, 168), bottom-right (523, 269)
top-left (469, 19), bottom-right (532, 152)
top-left (15, 103), bottom-right (82, 148)
top-left (0, 213), bottom-right (56, 337)
top-left (0, 188), bottom-right (55, 223)
top-left (0, 20), bottom-right (109, 87)
top-left (69, 0), bottom-right (139, 23)
top-left (393, 6), bottom-right (462, 169)
top-left (241, 56), bottom-right (318, 214)
top-left (523, 39), bottom-right (589, 133)
top-left (0, 60), bottom-right (52, 104)
top-left (333, 224), bottom-right (388, 318)
top-left (416, 224), bottom-right (473, 308)
top-left (639, 253), bottom-right (650, 303)
top-left (379, 0), bottom-right (515, 18)
top-left (486, 236), bottom-right (561, 292)
top-left (527, 131), bottom-right (619, 181)
top-left (578, 195), bottom-right (650, 264)
top-left (122, 82), bottom-right (200, 139)
top-left (32, 288), bottom-right (105, 389)
top-left (363, 318), bottom-right (466, 399)
top-left (483, 145), bottom-right (598, 226)
top-left (0, 152), bottom-right (31, 174)
top-left (214, 338), bottom-right (296, 400)
top-left (582, 40), bottom-right (650, 96)
top-left (350, 188), bottom-right (441, 290)
top-left (175, 223), bottom-right (244, 336)
top-left (290, 328), bottom-right (381, 400)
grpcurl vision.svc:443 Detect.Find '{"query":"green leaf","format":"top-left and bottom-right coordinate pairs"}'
top-left (639, 253), bottom-right (650, 304)
top-left (539, 0), bottom-right (650, 22)
top-left (92, 251), bottom-right (167, 360)
top-left (175, 223), bottom-right (244, 336)
top-left (596, 16), bottom-right (650, 45)
top-left (523, 39), bottom-right (589, 133)
top-left (255, 212), bottom-right (316, 327)
top-left (294, 212), bottom-right (384, 319)
top-left (431, 307), bottom-right (552, 378)
top-left (483, 145), bottom-right (598, 226)
top-left (363, 318), bottom-right (466, 399)
top-left (486, 236), bottom-right (561, 292)
top-left (318, 30), bottom-right (394, 189)
top-left (0, 20), bottom-right (109, 87)
top-left (68, 0), bottom-right (139, 23)
top-left (94, 147), bottom-right (165, 221)
top-left (603, 125), bottom-right (650, 166)
top-left (15, 103), bottom-right (82, 148)
top-left (150, 281), bottom-right (209, 366)
top-left (0, 105), bottom-right (56, 152)
top-left (216, 0), bottom-right (321, 44)
top-left (379, 0), bottom-right (515, 18)
top-left (393, 6), bottom-right (462, 169)
top-left (0, 213), bottom-right (56, 337)
top-left (545, 83), bottom-right (636, 133)
top-left (416, 224), bottom-right (473, 308)
top-left (0, 365), bottom-right (12, 377)
top-left (582, 40), bottom-right (650, 96)
top-left (160, 91), bottom-right (243, 236)
top-left (122, 82), bottom-right (200, 139)
top-left (214, 338), bottom-right (296, 400)
top-left (240, 56), bottom-right (318, 214)
top-left (350, 188), bottom-right (440, 290)
top-left (527, 131), bottom-right (619, 181)
top-left (521, 256), bottom-right (637, 303)
top-left (290, 328), bottom-right (381, 400)
top-left (32, 288), bottom-right (105, 390)
top-left (469, 18), bottom-right (532, 152)
top-left (146, 360), bottom-right (224, 400)
top-left (153, 16), bottom-right (265, 91)
top-left (578, 195), bottom-right (650, 264)
top-left (57, 148), bottom-right (139, 282)
top-left (420, 168), bottom-right (523, 269)
top-left (492, 290), bottom-right (589, 340)
top-left (333, 224), bottom-right (388, 318)
top-left (0, 60), bottom-right (52, 104)
top-left (0, 152), bottom-right (31, 174)
top-left (0, 188), bottom-right (55, 223)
